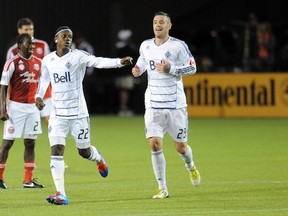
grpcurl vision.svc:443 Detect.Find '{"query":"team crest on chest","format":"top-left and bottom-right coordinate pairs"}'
top-left (34, 63), bottom-right (40, 71)
top-left (18, 60), bottom-right (25, 71)
top-left (165, 51), bottom-right (171, 58)
top-left (36, 47), bottom-right (43, 55)
top-left (65, 61), bottom-right (72, 70)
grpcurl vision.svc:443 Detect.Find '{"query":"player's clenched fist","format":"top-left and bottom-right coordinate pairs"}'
top-left (156, 59), bottom-right (171, 73)
top-left (35, 97), bottom-right (45, 111)
top-left (132, 65), bottom-right (141, 77)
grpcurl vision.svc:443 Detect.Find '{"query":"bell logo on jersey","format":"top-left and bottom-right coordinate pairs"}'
top-left (149, 59), bottom-right (163, 70)
top-left (53, 71), bottom-right (71, 83)
top-left (149, 60), bottom-right (156, 70)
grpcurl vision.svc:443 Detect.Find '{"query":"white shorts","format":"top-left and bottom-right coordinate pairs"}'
top-left (115, 76), bottom-right (134, 90)
top-left (48, 117), bottom-right (91, 149)
top-left (3, 101), bottom-right (42, 140)
top-left (144, 107), bottom-right (188, 142)
top-left (40, 97), bottom-right (53, 118)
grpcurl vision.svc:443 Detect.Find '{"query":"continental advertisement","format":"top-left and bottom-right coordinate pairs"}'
top-left (183, 73), bottom-right (288, 117)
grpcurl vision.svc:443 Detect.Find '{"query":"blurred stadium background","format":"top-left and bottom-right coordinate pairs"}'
top-left (1, 2), bottom-right (288, 214)
top-left (1, 0), bottom-right (288, 116)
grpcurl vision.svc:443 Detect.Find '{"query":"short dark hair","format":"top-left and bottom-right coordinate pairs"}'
top-left (154, 11), bottom-right (171, 20)
top-left (55, 26), bottom-right (72, 37)
top-left (17, 33), bottom-right (31, 45)
top-left (17, 18), bottom-right (34, 29)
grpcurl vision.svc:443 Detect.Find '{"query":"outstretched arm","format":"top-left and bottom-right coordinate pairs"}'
top-left (83, 53), bottom-right (133, 69)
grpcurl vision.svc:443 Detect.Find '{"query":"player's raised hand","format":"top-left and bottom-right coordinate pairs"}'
top-left (156, 59), bottom-right (171, 73)
top-left (120, 56), bottom-right (133, 66)
top-left (132, 65), bottom-right (141, 77)
top-left (35, 97), bottom-right (45, 111)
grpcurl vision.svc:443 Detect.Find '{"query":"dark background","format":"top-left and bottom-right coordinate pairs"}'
top-left (1, 0), bottom-right (288, 114)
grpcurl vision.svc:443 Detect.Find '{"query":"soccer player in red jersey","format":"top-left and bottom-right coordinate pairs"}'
top-left (0, 33), bottom-right (44, 189)
top-left (6, 17), bottom-right (52, 124)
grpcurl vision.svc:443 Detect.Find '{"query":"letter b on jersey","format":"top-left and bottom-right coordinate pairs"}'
top-left (149, 60), bottom-right (156, 70)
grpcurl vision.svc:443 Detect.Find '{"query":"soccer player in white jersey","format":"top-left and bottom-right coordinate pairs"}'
top-left (35, 26), bottom-right (133, 205)
top-left (132, 11), bottom-right (201, 199)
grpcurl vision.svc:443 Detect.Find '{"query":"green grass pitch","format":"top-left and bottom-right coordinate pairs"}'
top-left (0, 116), bottom-right (287, 216)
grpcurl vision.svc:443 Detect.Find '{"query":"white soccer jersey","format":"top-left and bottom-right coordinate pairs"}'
top-left (36, 49), bottom-right (123, 119)
top-left (136, 37), bottom-right (197, 109)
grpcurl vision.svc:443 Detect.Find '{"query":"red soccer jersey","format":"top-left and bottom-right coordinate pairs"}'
top-left (6, 38), bottom-right (51, 99)
top-left (6, 39), bottom-right (50, 60)
top-left (1, 54), bottom-right (41, 103)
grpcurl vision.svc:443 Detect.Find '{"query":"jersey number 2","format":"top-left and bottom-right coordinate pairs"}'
top-left (177, 128), bottom-right (187, 139)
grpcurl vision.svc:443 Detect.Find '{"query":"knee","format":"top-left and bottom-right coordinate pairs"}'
top-left (149, 138), bottom-right (162, 152)
top-left (0, 140), bottom-right (14, 152)
top-left (51, 145), bottom-right (65, 156)
top-left (175, 142), bottom-right (187, 154)
top-left (78, 148), bottom-right (90, 159)
top-left (24, 139), bottom-right (35, 150)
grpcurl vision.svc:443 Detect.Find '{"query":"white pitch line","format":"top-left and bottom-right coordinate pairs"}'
top-left (203, 180), bottom-right (288, 185)
top-left (124, 208), bottom-right (288, 216)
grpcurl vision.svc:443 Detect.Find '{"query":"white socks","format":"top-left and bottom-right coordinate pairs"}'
top-left (50, 146), bottom-right (101, 197)
top-left (88, 146), bottom-right (102, 162)
top-left (50, 156), bottom-right (65, 196)
top-left (151, 150), bottom-right (167, 190)
top-left (179, 145), bottom-right (195, 170)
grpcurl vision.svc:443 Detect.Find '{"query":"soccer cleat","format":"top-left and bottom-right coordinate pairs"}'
top-left (23, 179), bottom-right (44, 188)
top-left (46, 192), bottom-right (68, 205)
top-left (190, 166), bottom-right (201, 186)
top-left (152, 189), bottom-right (169, 199)
top-left (0, 179), bottom-right (7, 189)
top-left (97, 152), bottom-right (108, 177)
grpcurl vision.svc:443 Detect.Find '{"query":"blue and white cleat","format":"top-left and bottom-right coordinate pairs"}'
top-left (97, 152), bottom-right (108, 177)
top-left (46, 192), bottom-right (68, 205)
